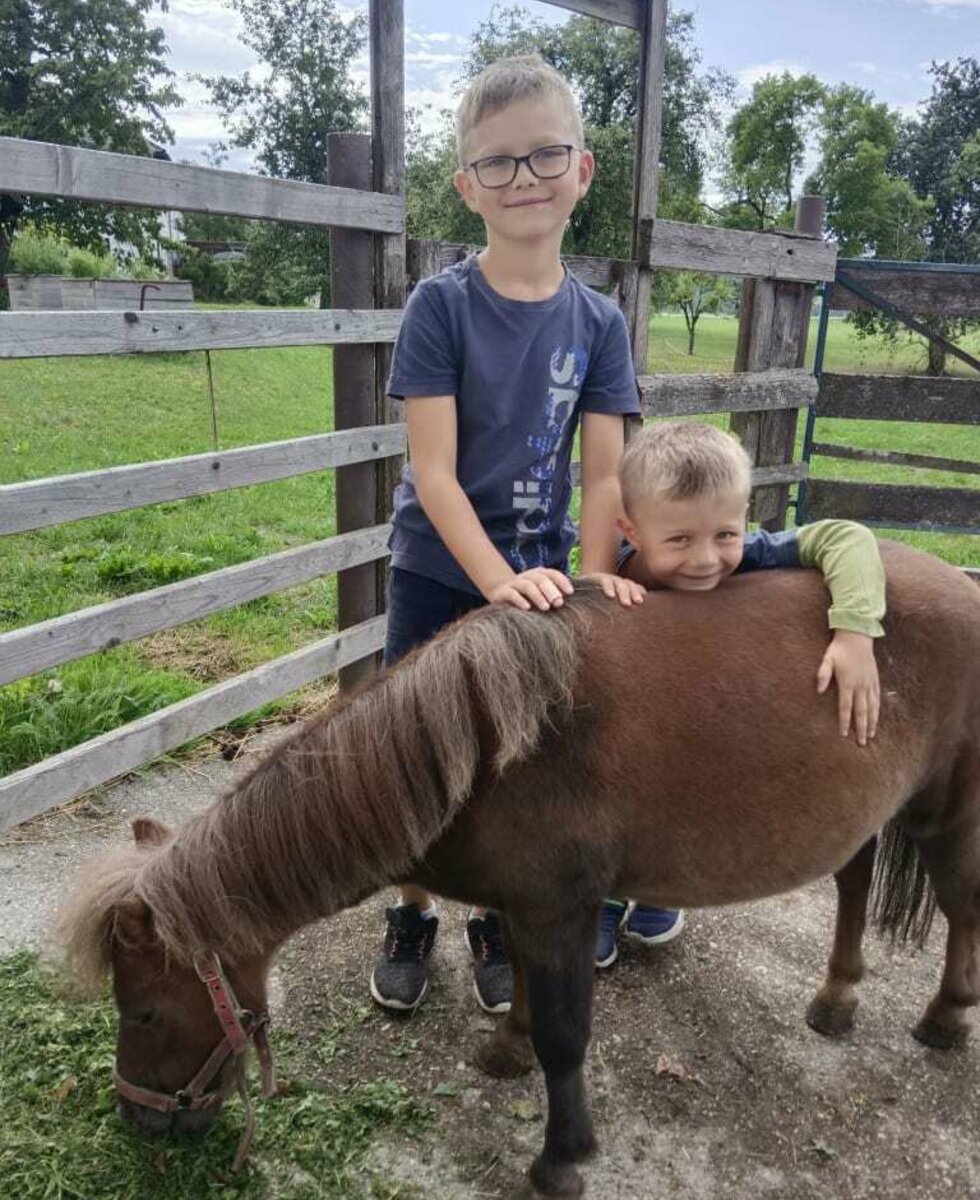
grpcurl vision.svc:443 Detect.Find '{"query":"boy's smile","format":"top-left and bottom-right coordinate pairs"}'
top-left (454, 98), bottom-right (594, 247)
top-left (619, 491), bottom-right (749, 592)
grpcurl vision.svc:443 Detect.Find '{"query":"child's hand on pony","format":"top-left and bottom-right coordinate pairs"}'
top-left (582, 572), bottom-right (646, 608)
top-left (816, 630), bottom-right (881, 746)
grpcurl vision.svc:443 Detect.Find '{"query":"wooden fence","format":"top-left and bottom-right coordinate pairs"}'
top-left (8, 0), bottom-right (971, 833)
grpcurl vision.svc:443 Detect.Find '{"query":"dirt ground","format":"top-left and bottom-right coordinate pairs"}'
top-left (3, 741), bottom-right (979, 1200)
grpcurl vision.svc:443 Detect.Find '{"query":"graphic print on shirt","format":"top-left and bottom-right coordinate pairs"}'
top-left (511, 345), bottom-right (587, 570)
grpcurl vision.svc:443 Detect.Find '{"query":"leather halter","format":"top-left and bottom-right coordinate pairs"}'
top-left (114, 952), bottom-right (277, 1172)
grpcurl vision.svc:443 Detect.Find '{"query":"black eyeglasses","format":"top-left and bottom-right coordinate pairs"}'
top-left (466, 144), bottom-right (578, 189)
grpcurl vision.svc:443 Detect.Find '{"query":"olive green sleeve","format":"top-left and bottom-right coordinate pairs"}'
top-left (796, 519), bottom-right (886, 638)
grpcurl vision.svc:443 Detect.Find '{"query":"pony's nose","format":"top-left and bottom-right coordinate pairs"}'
top-left (117, 1093), bottom-right (173, 1135)
top-left (116, 1093), bottom-right (221, 1136)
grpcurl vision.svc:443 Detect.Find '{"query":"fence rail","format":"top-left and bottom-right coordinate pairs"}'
top-left (0, 426), bottom-right (406, 534)
top-left (818, 374), bottom-right (980, 425)
top-left (828, 262), bottom-right (980, 318)
top-left (541, 0), bottom-right (643, 28)
top-left (639, 367), bottom-right (816, 417)
top-left (805, 479), bottom-right (980, 529)
top-left (641, 219), bottom-right (838, 282)
top-left (0, 616), bottom-right (387, 833)
top-left (0, 308), bottom-right (403, 358)
top-left (0, 137), bottom-right (403, 233)
top-left (0, 526), bottom-right (391, 686)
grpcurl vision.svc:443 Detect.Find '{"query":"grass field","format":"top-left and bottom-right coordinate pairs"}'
top-left (1, 311), bottom-right (978, 777)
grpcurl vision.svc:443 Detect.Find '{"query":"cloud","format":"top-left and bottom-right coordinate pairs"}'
top-left (736, 60), bottom-right (808, 92)
top-left (915, 0), bottom-right (980, 8)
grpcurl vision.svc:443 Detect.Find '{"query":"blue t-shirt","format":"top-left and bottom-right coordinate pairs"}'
top-left (386, 254), bottom-right (641, 594)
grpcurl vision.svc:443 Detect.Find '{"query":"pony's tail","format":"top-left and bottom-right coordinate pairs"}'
top-left (869, 820), bottom-right (937, 947)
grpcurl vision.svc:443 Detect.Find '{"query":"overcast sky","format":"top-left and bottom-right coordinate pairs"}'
top-left (156, 0), bottom-right (980, 174)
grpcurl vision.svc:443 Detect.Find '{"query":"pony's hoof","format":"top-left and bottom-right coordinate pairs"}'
top-left (806, 997), bottom-right (856, 1038)
top-left (474, 1034), bottom-right (535, 1079)
top-left (913, 1017), bottom-right (968, 1050)
top-left (529, 1157), bottom-right (584, 1198)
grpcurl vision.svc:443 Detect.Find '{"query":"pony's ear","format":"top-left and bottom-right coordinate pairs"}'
top-left (113, 895), bottom-right (154, 947)
top-left (132, 816), bottom-right (172, 846)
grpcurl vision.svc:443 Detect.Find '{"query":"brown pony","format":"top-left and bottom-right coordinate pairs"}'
top-left (57, 543), bottom-right (980, 1198)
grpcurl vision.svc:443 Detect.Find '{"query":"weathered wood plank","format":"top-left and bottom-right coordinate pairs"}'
top-left (330, 132), bottom-right (384, 691)
top-left (805, 479), bottom-right (980, 529)
top-left (0, 527), bottom-right (391, 686)
top-left (818, 374), bottom-right (980, 425)
top-left (829, 265), bottom-right (980, 318)
top-left (645, 219), bottom-right (838, 282)
top-left (370, 0), bottom-right (408, 632)
top-left (811, 442), bottom-right (980, 476)
top-left (628, 0), bottom-right (668, 372)
top-left (0, 137), bottom-right (403, 233)
top-left (0, 426), bottom-right (407, 534)
top-left (538, 0), bottom-right (642, 28)
top-left (638, 368), bottom-right (816, 417)
top-left (0, 308), bottom-right (403, 358)
top-left (0, 617), bottom-right (387, 832)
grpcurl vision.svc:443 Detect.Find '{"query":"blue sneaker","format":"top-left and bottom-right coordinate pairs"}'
top-left (625, 904), bottom-right (685, 946)
top-left (595, 899), bottom-right (628, 969)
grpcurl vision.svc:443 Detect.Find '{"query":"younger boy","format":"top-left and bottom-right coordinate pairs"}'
top-left (594, 420), bottom-right (885, 968)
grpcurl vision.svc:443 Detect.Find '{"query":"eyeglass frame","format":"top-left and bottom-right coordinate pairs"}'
top-left (465, 143), bottom-right (580, 190)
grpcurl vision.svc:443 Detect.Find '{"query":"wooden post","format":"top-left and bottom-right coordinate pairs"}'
top-left (730, 196), bottom-right (828, 530)
top-left (628, 0), bottom-right (667, 376)
top-left (370, 0), bottom-right (407, 617)
top-left (328, 132), bottom-right (379, 690)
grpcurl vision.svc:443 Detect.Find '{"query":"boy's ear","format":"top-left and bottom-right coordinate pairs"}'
top-left (454, 169), bottom-right (478, 212)
top-left (577, 149), bottom-right (596, 199)
top-left (617, 515), bottom-right (640, 547)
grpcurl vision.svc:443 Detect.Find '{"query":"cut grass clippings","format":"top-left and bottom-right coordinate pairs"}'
top-left (0, 951), bottom-right (429, 1200)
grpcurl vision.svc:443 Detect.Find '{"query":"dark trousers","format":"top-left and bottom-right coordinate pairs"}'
top-left (383, 567), bottom-right (487, 668)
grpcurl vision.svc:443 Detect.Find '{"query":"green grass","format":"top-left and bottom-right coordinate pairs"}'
top-left (0, 311), bottom-right (977, 777)
top-left (0, 951), bottom-right (428, 1200)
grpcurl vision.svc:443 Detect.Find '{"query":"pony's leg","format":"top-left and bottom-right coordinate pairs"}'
top-left (911, 818), bottom-right (980, 1049)
top-left (807, 837), bottom-right (876, 1037)
top-left (474, 916), bottom-right (535, 1078)
top-left (514, 914), bottom-right (597, 1199)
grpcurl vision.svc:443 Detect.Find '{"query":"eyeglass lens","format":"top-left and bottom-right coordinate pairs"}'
top-left (474, 145), bottom-right (572, 188)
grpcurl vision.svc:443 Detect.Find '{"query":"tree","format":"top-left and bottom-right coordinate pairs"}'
top-left (0, 0), bottom-right (180, 289)
top-left (895, 58), bottom-right (980, 264)
top-left (806, 85), bottom-right (930, 259)
top-left (885, 58), bottom-right (980, 374)
top-left (195, 0), bottom-right (369, 305)
top-left (405, 6), bottom-right (730, 261)
top-left (721, 72), bottom-right (825, 230)
top-left (664, 271), bottom-right (737, 356)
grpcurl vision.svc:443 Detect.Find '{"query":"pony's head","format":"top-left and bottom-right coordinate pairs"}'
top-left (57, 817), bottom-right (272, 1140)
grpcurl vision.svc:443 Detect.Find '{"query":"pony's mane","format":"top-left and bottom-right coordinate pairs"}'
top-left (58, 595), bottom-right (601, 977)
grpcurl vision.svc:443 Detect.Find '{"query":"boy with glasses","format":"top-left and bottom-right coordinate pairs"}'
top-left (372, 53), bottom-right (646, 1014)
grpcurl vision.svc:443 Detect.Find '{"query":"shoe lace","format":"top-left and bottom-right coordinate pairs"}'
top-left (475, 924), bottom-right (508, 966)
top-left (386, 921), bottom-right (432, 964)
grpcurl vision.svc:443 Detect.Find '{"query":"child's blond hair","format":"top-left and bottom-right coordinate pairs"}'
top-left (619, 422), bottom-right (752, 516)
top-left (455, 54), bottom-right (585, 166)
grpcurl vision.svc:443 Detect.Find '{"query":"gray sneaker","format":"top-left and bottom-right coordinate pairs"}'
top-left (465, 910), bottom-right (512, 1014)
top-left (370, 904), bottom-right (438, 1010)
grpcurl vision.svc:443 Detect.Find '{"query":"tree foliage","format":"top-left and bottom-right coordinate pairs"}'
top-left (807, 84), bottom-right (930, 259)
top-left (0, 0), bottom-right (181, 287)
top-left (894, 57), bottom-right (980, 264)
top-left (721, 72), bottom-right (825, 230)
top-left (195, 0), bottom-right (369, 305)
